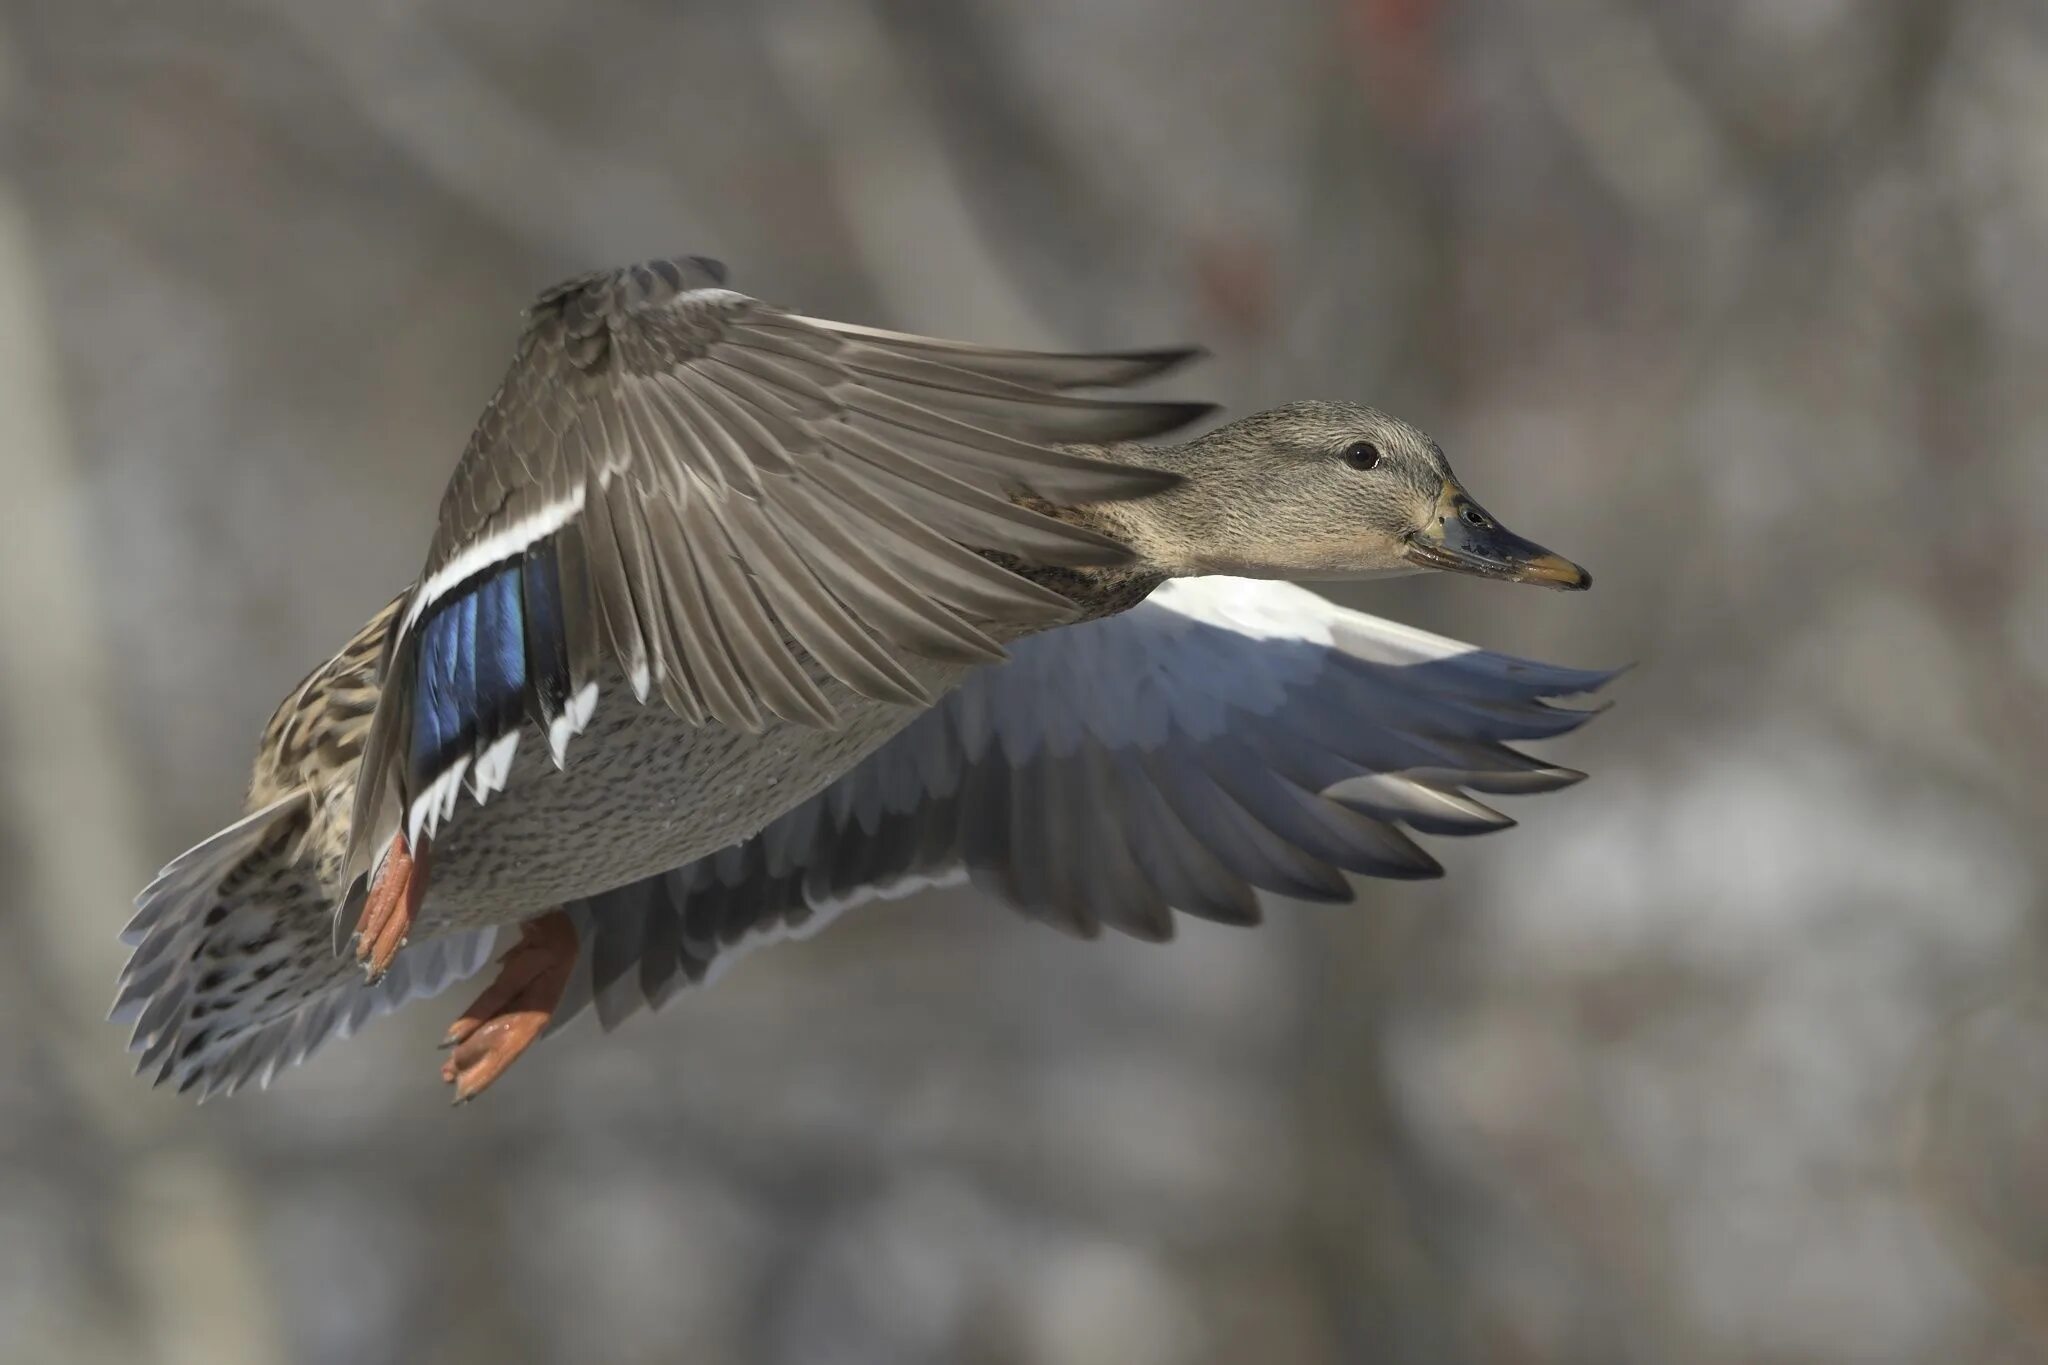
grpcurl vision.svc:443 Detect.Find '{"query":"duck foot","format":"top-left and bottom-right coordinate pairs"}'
top-left (355, 833), bottom-right (429, 983)
top-left (440, 910), bottom-right (578, 1104)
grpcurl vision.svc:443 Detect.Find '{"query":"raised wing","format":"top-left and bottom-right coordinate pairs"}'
top-left (345, 256), bottom-right (1212, 887)
top-left (549, 578), bottom-right (1618, 1031)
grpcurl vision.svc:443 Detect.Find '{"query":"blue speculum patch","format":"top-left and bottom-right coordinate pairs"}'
top-left (409, 542), bottom-right (569, 791)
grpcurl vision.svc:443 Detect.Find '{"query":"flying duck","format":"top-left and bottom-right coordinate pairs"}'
top-left (113, 256), bottom-right (1606, 1102)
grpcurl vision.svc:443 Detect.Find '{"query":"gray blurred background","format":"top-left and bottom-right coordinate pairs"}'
top-left (4, 1), bottom-right (2046, 1361)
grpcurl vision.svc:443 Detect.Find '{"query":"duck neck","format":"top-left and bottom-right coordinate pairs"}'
top-left (984, 506), bottom-right (1169, 621)
top-left (985, 438), bottom-right (1212, 620)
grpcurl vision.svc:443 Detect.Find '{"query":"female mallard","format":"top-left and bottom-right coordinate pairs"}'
top-left (114, 256), bottom-right (1606, 1102)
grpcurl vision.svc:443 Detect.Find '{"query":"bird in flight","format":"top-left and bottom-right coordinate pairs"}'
top-left (114, 256), bottom-right (1607, 1102)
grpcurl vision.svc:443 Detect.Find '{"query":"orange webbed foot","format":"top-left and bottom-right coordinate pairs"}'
top-left (440, 910), bottom-right (578, 1104)
top-left (355, 834), bottom-right (429, 983)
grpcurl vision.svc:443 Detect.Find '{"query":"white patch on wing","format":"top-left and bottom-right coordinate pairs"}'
top-left (1152, 576), bottom-right (1498, 667)
top-left (1149, 576), bottom-right (1338, 645)
top-left (569, 681), bottom-right (599, 730)
top-left (399, 490), bottom-right (587, 638)
top-left (470, 732), bottom-right (520, 802)
top-left (548, 681), bottom-right (600, 767)
top-left (547, 715), bottom-right (576, 768)
top-left (408, 755), bottom-right (472, 846)
top-left (438, 756), bottom-right (469, 824)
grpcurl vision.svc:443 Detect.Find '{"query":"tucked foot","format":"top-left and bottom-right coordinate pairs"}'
top-left (440, 909), bottom-right (578, 1103)
top-left (355, 834), bottom-right (429, 983)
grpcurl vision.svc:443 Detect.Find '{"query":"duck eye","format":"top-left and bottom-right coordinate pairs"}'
top-left (1342, 441), bottom-right (1381, 471)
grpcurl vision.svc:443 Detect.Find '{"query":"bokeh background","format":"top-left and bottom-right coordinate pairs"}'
top-left (4, 1), bottom-right (2046, 1361)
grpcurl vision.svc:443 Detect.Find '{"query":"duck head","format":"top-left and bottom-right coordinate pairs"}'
top-left (1109, 399), bottom-right (1590, 590)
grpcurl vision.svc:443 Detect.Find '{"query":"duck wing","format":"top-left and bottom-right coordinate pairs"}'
top-left (344, 256), bottom-right (1211, 890)
top-left (552, 577), bottom-right (1618, 1032)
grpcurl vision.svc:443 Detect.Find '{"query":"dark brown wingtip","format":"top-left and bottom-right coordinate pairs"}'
top-left (1136, 399), bottom-right (1221, 439)
top-left (1056, 346), bottom-right (1210, 391)
top-left (1105, 345), bottom-right (1209, 382)
top-left (1117, 463), bottom-right (1188, 497)
top-left (1066, 399), bottom-right (1219, 444)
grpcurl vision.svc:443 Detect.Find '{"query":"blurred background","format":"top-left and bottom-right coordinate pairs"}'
top-left (4, 1), bottom-right (2046, 1361)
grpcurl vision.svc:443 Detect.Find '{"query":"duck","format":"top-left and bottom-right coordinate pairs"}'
top-left (112, 255), bottom-right (1608, 1103)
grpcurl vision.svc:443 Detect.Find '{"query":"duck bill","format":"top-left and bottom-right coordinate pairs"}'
top-left (1402, 485), bottom-right (1591, 591)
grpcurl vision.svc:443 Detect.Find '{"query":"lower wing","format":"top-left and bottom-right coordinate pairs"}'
top-left (551, 577), bottom-right (1618, 1032)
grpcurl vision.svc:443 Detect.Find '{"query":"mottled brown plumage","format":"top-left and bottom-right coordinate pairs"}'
top-left (114, 259), bottom-right (1601, 1100)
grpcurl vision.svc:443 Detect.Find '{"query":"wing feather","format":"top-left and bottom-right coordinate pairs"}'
top-left (717, 497), bottom-right (933, 708)
top-left (546, 579), bottom-right (1617, 1030)
top-left (340, 257), bottom-right (1211, 894)
top-left (688, 494), bottom-right (837, 728)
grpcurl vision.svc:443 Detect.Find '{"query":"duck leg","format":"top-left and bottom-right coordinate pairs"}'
top-left (355, 834), bottom-right (429, 982)
top-left (439, 910), bottom-right (578, 1103)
